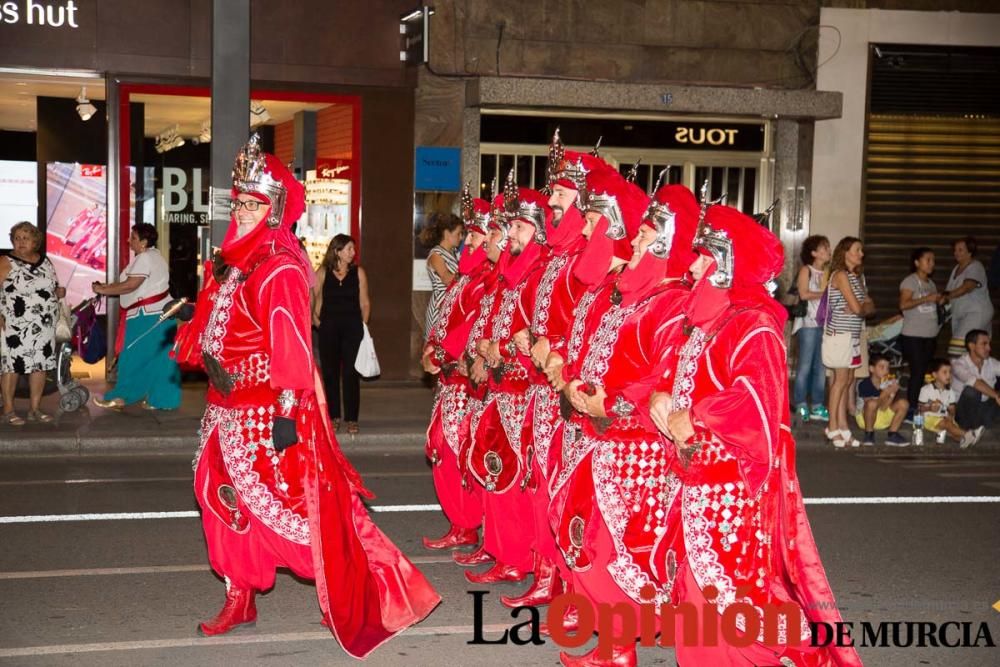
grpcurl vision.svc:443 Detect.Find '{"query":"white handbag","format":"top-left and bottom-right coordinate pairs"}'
top-left (354, 323), bottom-right (381, 378)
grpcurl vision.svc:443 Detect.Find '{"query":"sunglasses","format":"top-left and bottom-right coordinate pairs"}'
top-left (230, 199), bottom-right (263, 212)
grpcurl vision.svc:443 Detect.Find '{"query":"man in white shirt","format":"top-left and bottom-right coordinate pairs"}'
top-left (952, 329), bottom-right (1000, 430)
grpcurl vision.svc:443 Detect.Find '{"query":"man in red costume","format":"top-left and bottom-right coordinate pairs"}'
top-left (500, 134), bottom-right (608, 609)
top-left (174, 135), bottom-right (440, 659)
top-left (421, 183), bottom-right (497, 551)
top-left (649, 204), bottom-right (862, 667)
top-left (464, 175), bottom-right (552, 585)
top-left (549, 177), bottom-right (702, 667)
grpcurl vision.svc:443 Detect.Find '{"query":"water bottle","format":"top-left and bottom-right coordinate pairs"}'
top-left (912, 412), bottom-right (924, 446)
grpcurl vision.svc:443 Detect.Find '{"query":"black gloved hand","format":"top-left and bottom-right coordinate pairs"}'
top-left (272, 416), bottom-right (299, 452)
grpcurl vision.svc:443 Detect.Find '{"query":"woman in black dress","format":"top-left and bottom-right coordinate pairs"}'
top-left (313, 234), bottom-right (371, 434)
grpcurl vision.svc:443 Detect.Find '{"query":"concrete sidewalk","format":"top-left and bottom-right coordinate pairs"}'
top-left (0, 378), bottom-right (434, 456)
top-left (1, 377), bottom-right (997, 456)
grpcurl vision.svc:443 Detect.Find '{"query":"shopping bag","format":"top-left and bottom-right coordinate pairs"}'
top-left (354, 323), bottom-right (381, 378)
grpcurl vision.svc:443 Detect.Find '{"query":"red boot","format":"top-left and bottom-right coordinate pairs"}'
top-left (198, 584), bottom-right (257, 636)
top-left (559, 643), bottom-right (637, 667)
top-left (422, 525), bottom-right (478, 550)
top-left (500, 554), bottom-right (564, 608)
top-left (540, 605), bottom-right (580, 636)
top-left (464, 562), bottom-right (528, 584)
top-left (453, 544), bottom-right (494, 567)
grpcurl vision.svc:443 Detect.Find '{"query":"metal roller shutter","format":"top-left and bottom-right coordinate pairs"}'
top-left (862, 45), bottom-right (1000, 342)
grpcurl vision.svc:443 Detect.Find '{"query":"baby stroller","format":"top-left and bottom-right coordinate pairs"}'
top-left (867, 314), bottom-right (904, 370)
top-left (54, 296), bottom-right (103, 412)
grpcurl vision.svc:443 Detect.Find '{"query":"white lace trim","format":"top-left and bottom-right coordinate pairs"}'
top-left (530, 254), bottom-right (569, 336)
top-left (579, 303), bottom-right (640, 386)
top-left (201, 268), bottom-right (243, 358)
top-left (214, 404), bottom-right (311, 545)
top-left (490, 286), bottom-right (521, 342)
top-left (566, 290), bottom-right (600, 365)
top-left (593, 438), bottom-right (681, 605)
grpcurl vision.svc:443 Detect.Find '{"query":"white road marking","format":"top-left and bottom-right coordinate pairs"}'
top-left (0, 477), bottom-right (191, 486)
top-left (0, 556), bottom-right (456, 580)
top-left (0, 472), bottom-right (428, 486)
top-left (0, 625), bottom-right (513, 658)
top-left (2, 497), bottom-right (999, 525)
top-left (802, 495), bottom-right (1000, 505)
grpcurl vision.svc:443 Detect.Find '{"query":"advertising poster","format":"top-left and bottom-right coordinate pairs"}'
top-left (0, 160), bottom-right (37, 250)
top-left (44, 162), bottom-right (136, 307)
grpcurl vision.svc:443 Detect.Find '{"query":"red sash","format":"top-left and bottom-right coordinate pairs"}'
top-left (114, 290), bottom-right (170, 355)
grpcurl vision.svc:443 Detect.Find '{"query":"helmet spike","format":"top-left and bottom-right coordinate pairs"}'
top-left (625, 158), bottom-right (641, 185)
top-left (590, 136), bottom-right (603, 157)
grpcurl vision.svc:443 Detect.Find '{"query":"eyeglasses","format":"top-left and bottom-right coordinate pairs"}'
top-left (230, 199), bottom-right (262, 212)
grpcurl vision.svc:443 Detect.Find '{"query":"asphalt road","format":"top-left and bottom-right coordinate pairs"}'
top-left (1, 447), bottom-right (999, 666)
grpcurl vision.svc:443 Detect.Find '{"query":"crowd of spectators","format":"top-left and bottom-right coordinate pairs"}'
top-left (789, 235), bottom-right (998, 449)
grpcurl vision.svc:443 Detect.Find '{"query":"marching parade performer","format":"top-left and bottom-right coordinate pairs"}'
top-left (464, 175), bottom-right (553, 585)
top-left (422, 184), bottom-right (497, 551)
top-left (500, 134), bottom-right (605, 609)
top-left (174, 134), bottom-right (440, 659)
top-left (649, 204), bottom-right (862, 667)
top-left (550, 177), bottom-right (700, 667)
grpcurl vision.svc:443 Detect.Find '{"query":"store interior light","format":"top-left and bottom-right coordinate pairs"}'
top-left (250, 101), bottom-right (271, 127)
top-left (155, 124), bottom-right (185, 153)
top-left (76, 87), bottom-right (97, 121)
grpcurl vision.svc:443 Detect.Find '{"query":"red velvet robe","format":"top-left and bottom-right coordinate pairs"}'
top-left (654, 301), bottom-right (862, 667)
top-left (424, 259), bottom-right (496, 530)
top-left (549, 282), bottom-right (689, 615)
top-left (187, 244), bottom-right (440, 659)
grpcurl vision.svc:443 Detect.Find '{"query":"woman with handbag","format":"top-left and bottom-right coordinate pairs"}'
top-left (899, 247), bottom-right (943, 411)
top-left (0, 221), bottom-right (65, 425)
top-left (792, 235), bottom-right (831, 423)
top-left (313, 234), bottom-right (371, 435)
top-left (822, 237), bottom-right (875, 448)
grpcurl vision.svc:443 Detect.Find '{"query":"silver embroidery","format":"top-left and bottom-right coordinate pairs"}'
top-left (433, 273), bottom-right (470, 344)
top-left (490, 286), bottom-right (522, 342)
top-left (592, 437), bottom-right (681, 605)
top-left (201, 268), bottom-right (243, 358)
top-left (579, 303), bottom-right (640, 386)
top-left (530, 254), bottom-right (569, 336)
top-left (531, 384), bottom-right (562, 473)
top-left (467, 293), bottom-right (496, 357)
top-left (213, 404), bottom-right (310, 545)
top-left (566, 290), bottom-right (600, 365)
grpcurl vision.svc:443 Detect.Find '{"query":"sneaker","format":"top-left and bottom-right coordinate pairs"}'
top-left (886, 432), bottom-right (909, 447)
top-left (903, 409), bottom-right (915, 426)
top-left (959, 430), bottom-right (976, 450)
top-left (935, 430), bottom-right (947, 445)
top-left (795, 404), bottom-right (810, 423)
top-left (809, 405), bottom-right (830, 421)
top-left (862, 431), bottom-right (875, 447)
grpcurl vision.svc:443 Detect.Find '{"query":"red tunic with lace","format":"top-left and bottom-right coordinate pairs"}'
top-left (187, 243), bottom-right (440, 659)
top-left (466, 255), bottom-right (549, 495)
top-left (424, 259), bottom-right (496, 530)
top-left (654, 303), bottom-right (862, 667)
top-left (549, 282), bottom-right (689, 610)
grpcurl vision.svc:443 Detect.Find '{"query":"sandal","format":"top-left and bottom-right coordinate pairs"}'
top-left (26, 410), bottom-right (54, 423)
top-left (2, 411), bottom-right (25, 426)
top-left (346, 421), bottom-right (359, 435)
top-left (331, 418), bottom-right (341, 432)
